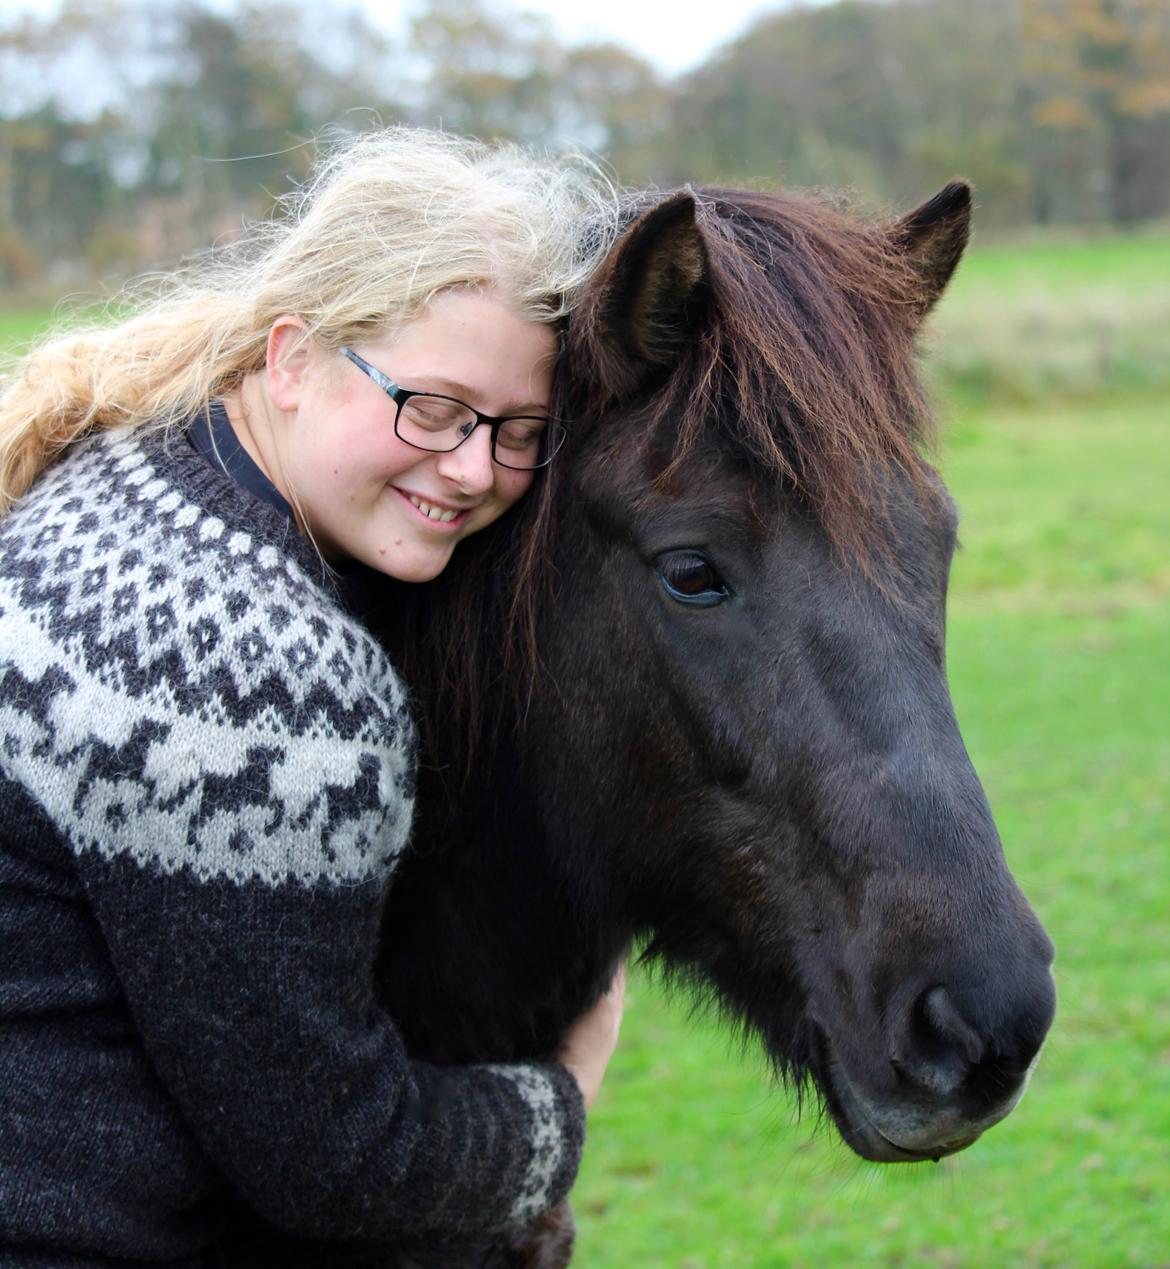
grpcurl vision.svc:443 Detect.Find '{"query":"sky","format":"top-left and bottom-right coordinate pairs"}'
top-left (504, 0), bottom-right (793, 73)
top-left (9, 0), bottom-right (803, 76)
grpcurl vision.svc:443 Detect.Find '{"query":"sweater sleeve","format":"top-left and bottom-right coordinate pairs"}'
top-left (0, 434), bottom-right (585, 1242)
top-left (72, 846), bottom-right (585, 1240)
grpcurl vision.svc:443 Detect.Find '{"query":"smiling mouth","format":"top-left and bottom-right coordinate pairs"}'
top-left (396, 490), bottom-right (472, 527)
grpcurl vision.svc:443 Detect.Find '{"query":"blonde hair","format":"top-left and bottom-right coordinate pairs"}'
top-left (0, 127), bottom-right (620, 515)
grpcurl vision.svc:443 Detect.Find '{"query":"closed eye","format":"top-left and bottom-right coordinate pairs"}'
top-left (495, 418), bottom-right (547, 450)
top-left (656, 550), bottom-right (731, 607)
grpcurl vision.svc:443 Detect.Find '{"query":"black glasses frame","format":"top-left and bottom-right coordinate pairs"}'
top-left (339, 346), bottom-right (565, 471)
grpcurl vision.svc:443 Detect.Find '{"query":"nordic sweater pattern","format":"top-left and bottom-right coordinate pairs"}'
top-left (0, 429), bottom-right (584, 1265)
top-left (2, 433), bottom-right (409, 886)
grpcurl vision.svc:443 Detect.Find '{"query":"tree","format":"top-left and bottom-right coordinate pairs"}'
top-left (0, 0), bottom-right (407, 281)
top-left (408, 0), bottom-right (562, 143)
top-left (1025, 0), bottom-right (1170, 222)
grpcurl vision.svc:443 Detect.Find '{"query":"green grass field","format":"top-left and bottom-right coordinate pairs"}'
top-left (0, 306), bottom-right (50, 351)
top-left (929, 229), bottom-right (1170, 405)
top-left (2, 230), bottom-right (1167, 1266)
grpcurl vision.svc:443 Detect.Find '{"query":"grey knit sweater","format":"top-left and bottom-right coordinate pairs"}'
top-left (0, 427), bottom-right (584, 1266)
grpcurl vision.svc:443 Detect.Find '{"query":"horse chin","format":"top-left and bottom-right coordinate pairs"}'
top-left (809, 1027), bottom-right (982, 1164)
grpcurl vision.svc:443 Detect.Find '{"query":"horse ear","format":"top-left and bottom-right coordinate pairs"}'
top-left (891, 180), bottom-right (972, 321)
top-left (572, 191), bottom-right (709, 406)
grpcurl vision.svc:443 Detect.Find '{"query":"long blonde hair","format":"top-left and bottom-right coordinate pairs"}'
top-left (0, 127), bottom-right (620, 515)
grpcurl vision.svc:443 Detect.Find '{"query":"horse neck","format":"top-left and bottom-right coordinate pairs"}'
top-left (377, 757), bottom-right (629, 1065)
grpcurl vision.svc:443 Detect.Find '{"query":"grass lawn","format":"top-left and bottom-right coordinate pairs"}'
top-left (0, 305), bottom-right (59, 351)
top-left (928, 230), bottom-right (1170, 404)
top-left (573, 390), bottom-right (1169, 1267)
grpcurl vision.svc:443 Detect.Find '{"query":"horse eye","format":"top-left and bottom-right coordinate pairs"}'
top-left (656, 551), bottom-right (730, 607)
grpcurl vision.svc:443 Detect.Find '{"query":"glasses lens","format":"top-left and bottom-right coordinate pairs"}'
top-left (396, 395), bottom-right (478, 451)
top-left (492, 417), bottom-right (563, 470)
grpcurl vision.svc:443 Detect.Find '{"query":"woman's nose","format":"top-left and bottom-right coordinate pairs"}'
top-left (435, 425), bottom-right (495, 495)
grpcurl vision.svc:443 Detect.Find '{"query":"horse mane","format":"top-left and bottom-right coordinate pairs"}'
top-left (385, 186), bottom-right (945, 791)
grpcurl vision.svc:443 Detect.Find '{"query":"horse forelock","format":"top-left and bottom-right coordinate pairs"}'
top-left (605, 187), bottom-right (946, 568)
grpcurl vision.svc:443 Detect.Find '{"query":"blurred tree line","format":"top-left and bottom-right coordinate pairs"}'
top-left (2, 0), bottom-right (1168, 288)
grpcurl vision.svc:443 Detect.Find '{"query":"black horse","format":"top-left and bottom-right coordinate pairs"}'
top-left (232, 182), bottom-right (1056, 1266)
top-left (369, 180), bottom-right (1057, 1266)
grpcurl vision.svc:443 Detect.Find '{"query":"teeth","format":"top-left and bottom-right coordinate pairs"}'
top-left (408, 495), bottom-right (458, 523)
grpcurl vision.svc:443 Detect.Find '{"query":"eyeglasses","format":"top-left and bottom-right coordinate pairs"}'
top-left (339, 346), bottom-right (566, 471)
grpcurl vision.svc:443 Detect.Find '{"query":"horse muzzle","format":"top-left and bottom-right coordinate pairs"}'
top-left (809, 972), bottom-right (1055, 1163)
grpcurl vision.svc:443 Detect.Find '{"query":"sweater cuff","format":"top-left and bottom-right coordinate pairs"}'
top-left (483, 1063), bottom-right (586, 1225)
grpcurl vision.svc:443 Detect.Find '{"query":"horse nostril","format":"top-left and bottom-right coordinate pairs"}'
top-left (920, 985), bottom-right (986, 1066)
top-left (891, 985), bottom-right (985, 1097)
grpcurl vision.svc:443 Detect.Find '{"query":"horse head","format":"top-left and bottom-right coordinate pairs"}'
top-left (524, 183), bottom-right (1055, 1163)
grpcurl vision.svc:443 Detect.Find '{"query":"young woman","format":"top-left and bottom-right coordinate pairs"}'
top-left (0, 128), bottom-right (625, 1266)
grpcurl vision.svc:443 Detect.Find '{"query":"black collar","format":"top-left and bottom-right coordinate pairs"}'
top-left (187, 401), bottom-right (295, 523)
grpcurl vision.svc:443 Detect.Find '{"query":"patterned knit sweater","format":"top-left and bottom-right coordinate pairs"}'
top-left (0, 427), bottom-right (584, 1266)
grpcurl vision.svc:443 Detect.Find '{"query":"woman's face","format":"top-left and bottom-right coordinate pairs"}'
top-left (267, 290), bottom-right (554, 582)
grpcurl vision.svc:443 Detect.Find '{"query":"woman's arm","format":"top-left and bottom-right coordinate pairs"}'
top-left (75, 841), bottom-right (586, 1239)
top-left (558, 964), bottom-right (626, 1110)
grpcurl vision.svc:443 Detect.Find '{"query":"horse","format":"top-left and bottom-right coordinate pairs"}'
top-left (228, 180), bottom-right (1057, 1267)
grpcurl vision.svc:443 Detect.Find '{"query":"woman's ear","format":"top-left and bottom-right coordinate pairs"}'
top-left (266, 316), bottom-right (312, 412)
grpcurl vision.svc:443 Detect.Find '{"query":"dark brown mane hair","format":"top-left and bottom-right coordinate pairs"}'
top-left (386, 185), bottom-right (953, 790)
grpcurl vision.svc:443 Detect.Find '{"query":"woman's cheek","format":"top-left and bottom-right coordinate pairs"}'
top-left (499, 468), bottom-right (536, 512)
